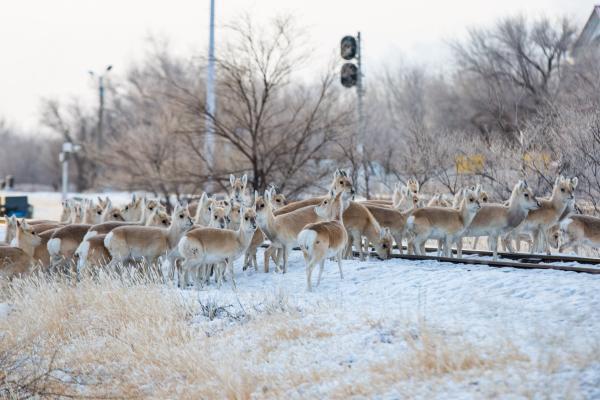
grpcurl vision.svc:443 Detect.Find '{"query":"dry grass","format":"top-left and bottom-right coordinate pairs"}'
top-left (0, 271), bottom-right (597, 399)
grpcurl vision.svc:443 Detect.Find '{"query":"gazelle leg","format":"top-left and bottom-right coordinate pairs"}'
top-left (306, 260), bottom-right (315, 291)
top-left (337, 252), bottom-right (344, 280)
top-left (317, 260), bottom-right (325, 286)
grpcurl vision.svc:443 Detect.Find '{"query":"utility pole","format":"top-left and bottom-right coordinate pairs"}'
top-left (89, 65), bottom-right (113, 148)
top-left (356, 31), bottom-right (364, 156)
top-left (205, 0), bottom-right (216, 192)
top-left (60, 142), bottom-right (81, 200)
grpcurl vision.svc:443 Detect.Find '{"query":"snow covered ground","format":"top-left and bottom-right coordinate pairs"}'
top-left (1, 192), bottom-right (599, 397)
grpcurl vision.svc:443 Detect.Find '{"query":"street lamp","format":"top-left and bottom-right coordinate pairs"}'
top-left (88, 65), bottom-right (113, 148)
top-left (60, 142), bottom-right (82, 200)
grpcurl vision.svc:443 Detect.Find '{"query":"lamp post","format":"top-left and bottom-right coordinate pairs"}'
top-left (205, 0), bottom-right (216, 192)
top-left (60, 142), bottom-right (81, 200)
top-left (88, 65), bottom-right (113, 148)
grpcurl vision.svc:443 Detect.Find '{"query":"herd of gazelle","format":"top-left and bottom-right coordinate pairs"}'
top-left (0, 170), bottom-right (597, 290)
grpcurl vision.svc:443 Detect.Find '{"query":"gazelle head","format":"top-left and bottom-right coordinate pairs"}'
top-left (461, 187), bottom-right (482, 213)
top-left (121, 194), bottom-right (144, 222)
top-left (511, 180), bottom-right (540, 211)
top-left (210, 205), bottom-right (230, 229)
top-left (255, 190), bottom-right (272, 224)
top-left (372, 227), bottom-right (393, 260)
top-left (331, 169), bottom-right (355, 198)
top-left (240, 205), bottom-right (258, 232)
top-left (81, 199), bottom-right (101, 224)
top-left (101, 199), bottom-right (126, 222)
top-left (172, 204), bottom-right (194, 231)
top-left (229, 174), bottom-right (249, 204)
top-left (194, 192), bottom-right (214, 226)
top-left (146, 208), bottom-right (171, 228)
top-left (60, 199), bottom-right (73, 222)
top-left (229, 203), bottom-right (242, 230)
top-left (552, 175), bottom-right (578, 203)
top-left (16, 219), bottom-right (42, 248)
top-left (315, 190), bottom-right (344, 220)
top-left (407, 178), bottom-right (420, 195)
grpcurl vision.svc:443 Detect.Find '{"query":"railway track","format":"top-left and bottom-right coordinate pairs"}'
top-left (261, 244), bottom-right (600, 275)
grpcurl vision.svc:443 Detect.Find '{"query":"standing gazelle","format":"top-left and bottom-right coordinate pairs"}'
top-left (406, 187), bottom-right (481, 257)
top-left (178, 205), bottom-right (258, 288)
top-left (104, 204), bottom-right (194, 271)
top-left (298, 191), bottom-right (348, 291)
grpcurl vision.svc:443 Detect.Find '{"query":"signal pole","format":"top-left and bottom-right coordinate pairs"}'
top-left (356, 31), bottom-right (364, 155)
top-left (205, 0), bottom-right (216, 192)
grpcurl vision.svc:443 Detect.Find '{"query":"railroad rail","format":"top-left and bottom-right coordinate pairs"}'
top-left (261, 244), bottom-right (600, 275)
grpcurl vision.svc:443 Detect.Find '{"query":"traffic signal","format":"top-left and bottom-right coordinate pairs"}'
top-left (341, 63), bottom-right (358, 88)
top-left (340, 36), bottom-right (357, 60)
top-left (340, 34), bottom-right (359, 88)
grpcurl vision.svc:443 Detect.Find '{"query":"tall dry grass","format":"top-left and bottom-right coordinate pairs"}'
top-left (0, 270), bottom-right (597, 399)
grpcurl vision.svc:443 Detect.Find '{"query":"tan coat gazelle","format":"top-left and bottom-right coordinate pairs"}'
top-left (406, 187), bottom-right (481, 257)
top-left (342, 201), bottom-right (393, 260)
top-left (242, 191), bottom-right (287, 271)
top-left (75, 208), bottom-right (171, 273)
top-left (271, 169), bottom-right (355, 214)
top-left (0, 220), bottom-right (42, 279)
top-left (505, 176), bottom-right (578, 253)
top-left (255, 189), bottom-right (336, 273)
top-left (194, 193), bottom-right (215, 226)
top-left (47, 200), bottom-right (125, 271)
top-left (557, 215), bottom-right (600, 254)
top-left (298, 191), bottom-right (348, 291)
top-left (364, 204), bottom-right (412, 255)
top-left (457, 181), bottom-right (540, 259)
top-left (178, 206), bottom-right (258, 288)
top-left (104, 204), bottom-right (194, 269)
top-left (229, 174), bottom-right (250, 204)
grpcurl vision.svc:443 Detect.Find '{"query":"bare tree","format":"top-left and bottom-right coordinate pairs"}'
top-left (451, 15), bottom-right (576, 140)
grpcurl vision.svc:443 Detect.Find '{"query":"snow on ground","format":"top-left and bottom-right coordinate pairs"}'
top-left (176, 248), bottom-right (600, 398)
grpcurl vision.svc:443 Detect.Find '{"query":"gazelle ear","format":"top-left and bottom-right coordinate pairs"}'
top-left (265, 189), bottom-right (272, 202)
top-left (200, 192), bottom-right (208, 205)
top-left (241, 174), bottom-right (247, 186)
top-left (571, 177), bottom-right (578, 188)
top-left (230, 174), bottom-right (235, 186)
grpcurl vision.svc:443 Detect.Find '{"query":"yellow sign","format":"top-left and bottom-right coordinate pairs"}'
top-left (455, 154), bottom-right (484, 174)
top-left (523, 152), bottom-right (552, 170)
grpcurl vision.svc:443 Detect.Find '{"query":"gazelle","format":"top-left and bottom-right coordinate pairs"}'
top-left (178, 205), bottom-right (258, 288)
top-left (256, 188), bottom-right (339, 273)
top-left (242, 191), bottom-right (288, 271)
top-left (505, 176), bottom-right (578, 254)
top-left (457, 181), bottom-right (539, 259)
top-left (271, 169), bottom-right (355, 214)
top-left (557, 215), bottom-right (600, 254)
top-left (392, 184), bottom-right (422, 211)
top-left (342, 201), bottom-right (393, 260)
top-left (298, 191), bottom-right (348, 291)
top-left (194, 192), bottom-right (215, 226)
top-left (104, 204), bottom-right (194, 270)
top-left (364, 204), bottom-right (413, 255)
top-left (427, 193), bottom-right (452, 208)
top-left (120, 195), bottom-right (145, 221)
top-left (75, 207), bottom-right (171, 273)
top-left (47, 200), bottom-right (125, 271)
top-left (0, 220), bottom-right (42, 279)
top-left (229, 174), bottom-right (250, 205)
top-left (209, 205), bottom-right (230, 229)
top-left (406, 187), bottom-right (481, 257)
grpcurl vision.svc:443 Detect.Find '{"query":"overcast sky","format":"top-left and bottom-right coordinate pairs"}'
top-left (0, 0), bottom-right (593, 132)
